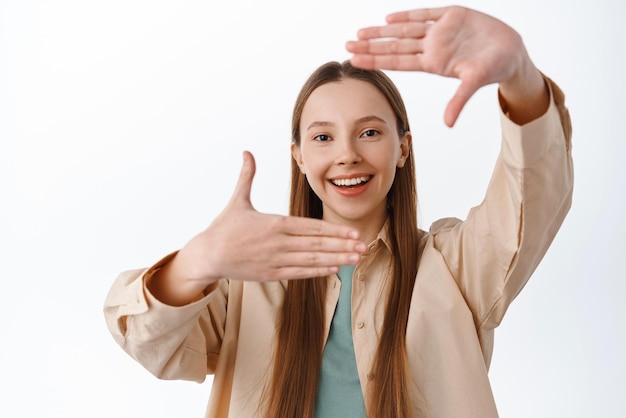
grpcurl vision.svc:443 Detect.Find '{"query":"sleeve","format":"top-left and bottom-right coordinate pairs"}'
top-left (103, 252), bottom-right (229, 382)
top-left (430, 76), bottom-right (573, 331)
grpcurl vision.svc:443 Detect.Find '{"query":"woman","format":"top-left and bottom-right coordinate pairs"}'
top-left (104, 6), bottom-right (573, 417)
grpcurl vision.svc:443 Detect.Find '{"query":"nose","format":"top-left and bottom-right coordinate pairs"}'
top-left (335, 138), bottom-right (362, 166)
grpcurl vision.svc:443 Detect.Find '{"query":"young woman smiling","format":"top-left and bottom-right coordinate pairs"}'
top-left (104, 5), bottom-right (573, 417)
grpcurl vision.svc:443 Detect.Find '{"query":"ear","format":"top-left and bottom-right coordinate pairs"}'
top-left (396, 132), bottom-right (412, 168)
top-left (291, 143), bottom-right (306, 173)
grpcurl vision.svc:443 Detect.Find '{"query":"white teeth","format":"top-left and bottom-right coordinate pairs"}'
top-left (332, 176), bottom-right (370, 187)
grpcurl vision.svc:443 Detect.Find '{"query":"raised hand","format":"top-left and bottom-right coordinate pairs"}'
top-left (346, 6), bottom-right (548, 126)
top-left (148, 151), bottom-right (366, 305)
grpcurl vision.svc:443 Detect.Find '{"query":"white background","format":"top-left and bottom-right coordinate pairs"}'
top-left (1, 0), bottom-right (624, 417)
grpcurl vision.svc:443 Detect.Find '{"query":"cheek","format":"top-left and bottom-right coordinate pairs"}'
top-left (300, 151), bottom-right (325, 178)
top-left (375, 150), bottom-right (401, 188)
top-left (371, 146), bottom-right (399, 171)
top-left (303, 162), bottom-right (325, 184)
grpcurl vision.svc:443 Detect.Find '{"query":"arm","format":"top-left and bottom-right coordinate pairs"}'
top-left (431, 78), bottom-right (573, 328)
top-left (104, 151), bottom-right (367, 378)
top-left (346, 6), bottom-right (573, 325)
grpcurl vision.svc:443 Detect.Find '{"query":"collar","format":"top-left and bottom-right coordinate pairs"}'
top-left (368, 217), bottom-right (393, 254)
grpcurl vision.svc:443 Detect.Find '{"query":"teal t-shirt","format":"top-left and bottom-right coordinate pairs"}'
top-left (314, 265), bottom-right (366, 418)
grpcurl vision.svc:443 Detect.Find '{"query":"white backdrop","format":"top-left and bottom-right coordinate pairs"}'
top-left (1, 0), bottom-right (624, 417)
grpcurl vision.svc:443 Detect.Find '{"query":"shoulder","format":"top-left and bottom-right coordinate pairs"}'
top-left (416, 217), bottom-right (463, 255)
top-left (428, 217), bottom-right (463, 234)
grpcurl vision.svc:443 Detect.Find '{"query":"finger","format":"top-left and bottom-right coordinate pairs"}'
top-left (265, 265), bottom-right (342, 281)
top-left (386, 7), bottom-right (447, 24)
top-left (278, 250), bottom-right (362, 268)
top-left (349, 53), bottom-right (425, 71)
top-left (346, 39), bottom-right (424, 55)
top-left (253, 252), bottom-right (364, 281)
top-left (444, 80), bottom-right (480, 127)
top-left (229, 150), bottom-right (256, 207)
top-left (356, 22), bottom-right (430, 40)
top-left (280, 235), bottom-right (367, 254)
top-left (276, 216), bottom-right (361, 240)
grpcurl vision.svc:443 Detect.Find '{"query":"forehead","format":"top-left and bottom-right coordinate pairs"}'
top-left (301, 78), bottom-right (395, 125)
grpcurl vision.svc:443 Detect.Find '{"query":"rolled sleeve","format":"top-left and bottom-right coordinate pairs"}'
top-left (103, 252), bottom-right (229, 382)
top-left (499, 76), bottom-right (572, 167)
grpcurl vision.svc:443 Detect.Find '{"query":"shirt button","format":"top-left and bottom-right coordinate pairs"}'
top-left (366, 373), bottom-right (374, 380)
top-left (358, 273), bottom-right (365, 281)
top-left (356, 321), bottom-right (365, 329)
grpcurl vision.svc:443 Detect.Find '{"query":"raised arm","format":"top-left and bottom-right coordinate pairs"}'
top-left (347, 5), bottom-right (573, 328)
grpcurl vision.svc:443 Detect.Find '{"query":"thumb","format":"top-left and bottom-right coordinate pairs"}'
top-left (444, 80), bottom-right (479, 127)
top-left (229, 150), bottom-right (256, 208)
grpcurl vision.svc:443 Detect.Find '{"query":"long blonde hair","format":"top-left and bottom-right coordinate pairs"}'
top-left (262, 61), bottom-right (424, 417)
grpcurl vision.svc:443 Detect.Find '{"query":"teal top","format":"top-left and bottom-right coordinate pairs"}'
top-left (314, 265), bottom-right (366, 418)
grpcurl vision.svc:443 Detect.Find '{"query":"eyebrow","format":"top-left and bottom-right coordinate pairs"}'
top-left (305, 115), bottom-right (388, 132)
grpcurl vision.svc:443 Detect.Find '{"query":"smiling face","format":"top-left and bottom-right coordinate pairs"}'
top-left (292, 78), bottom-right (411, 239)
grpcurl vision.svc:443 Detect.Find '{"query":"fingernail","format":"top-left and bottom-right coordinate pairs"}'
top-left (348, 230), bottom-right (359, 239)
top-left (348, 254), bottom-right (360, 263)
top-left (355, 243), bottom-right (366, 252)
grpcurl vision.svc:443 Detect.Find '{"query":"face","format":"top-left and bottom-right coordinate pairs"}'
top-left (292, 78), bottom-right (411, 235)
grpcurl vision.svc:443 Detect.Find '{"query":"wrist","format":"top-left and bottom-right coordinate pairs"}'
top-left (498, 54), bottom-right (549, 124)
top-left (147, 253), bottom-right (216, 306)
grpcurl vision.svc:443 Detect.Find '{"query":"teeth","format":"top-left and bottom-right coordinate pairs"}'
top-left (332, 176), bottom-right (370, 187)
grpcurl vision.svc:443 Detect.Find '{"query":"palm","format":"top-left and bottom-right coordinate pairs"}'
top-left (420, 8), bottom-right (520, 86)
top-left (347, 6), bottom-right (527, 126)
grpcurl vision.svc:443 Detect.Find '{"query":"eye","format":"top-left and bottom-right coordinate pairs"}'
top-left (313, 134), bottom-right (331, 142)
top-left (361, 129), bottom-right (380, 138)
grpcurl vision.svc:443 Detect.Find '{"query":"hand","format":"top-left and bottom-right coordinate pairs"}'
top-left (166, 151), bottom-right (366, 293)
top-left (346, 6), bottom-right (547, 126)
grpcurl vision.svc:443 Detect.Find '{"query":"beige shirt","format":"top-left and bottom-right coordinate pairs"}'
top-left (104, 78), bottom-right (573, 418)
